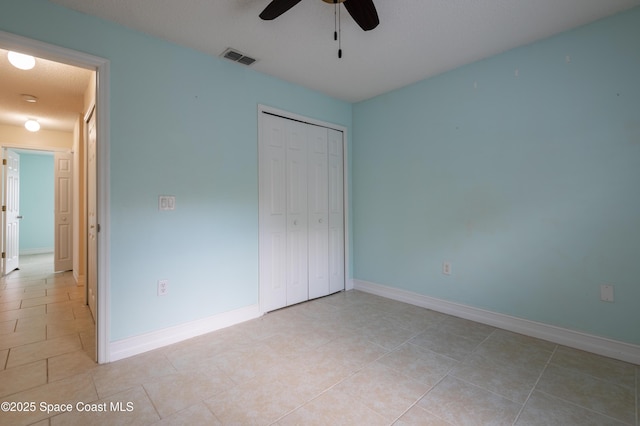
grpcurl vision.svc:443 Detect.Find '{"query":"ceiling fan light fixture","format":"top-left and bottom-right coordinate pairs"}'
top-left (25, 119), bottom-right (40, 132)
top-left (8, 51), bottom-right (36, 70)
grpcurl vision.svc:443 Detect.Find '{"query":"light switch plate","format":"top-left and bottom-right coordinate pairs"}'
top-left (600, 284), bottom-right (614, 302)
top-left (159, 195), bottom-right (175, 211)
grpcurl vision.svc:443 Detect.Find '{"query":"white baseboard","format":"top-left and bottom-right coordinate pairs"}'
top-left (354, 279), bottom-right (640, 365)
top-left (19, 248), bottom-right (53, 255)
top-left (109, 304), bottom-right (261, 362)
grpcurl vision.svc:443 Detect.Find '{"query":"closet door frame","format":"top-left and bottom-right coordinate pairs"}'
top-left (258, 104), bottom-right (350, 314)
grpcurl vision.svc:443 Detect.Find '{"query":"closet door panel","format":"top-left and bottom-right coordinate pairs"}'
top-left (307, 126), bottom-right (330, 299)
top-left (259, 115), bottom-right (288, 311)
top-left (328, 129), bottom-right (345, 293)
top-left (286, 121), bottom-right (309, 305)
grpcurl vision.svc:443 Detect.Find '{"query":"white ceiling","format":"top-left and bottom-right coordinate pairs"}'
top-left (1, 0), bottom-right (639, 133)
top-left (47, 0), bottom-right (639, 103)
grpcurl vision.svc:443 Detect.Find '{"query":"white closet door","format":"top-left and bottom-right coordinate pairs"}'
top-left (328, 128), bottom-right (345, 294)
top-left (259, 115), bottom-right (288, 312)
top-left (307, 125), bottom-right (330, 299)
top-left (260, 111), bottom-right (344, 312)
top-left (285, 120), bottom-right (309, 305)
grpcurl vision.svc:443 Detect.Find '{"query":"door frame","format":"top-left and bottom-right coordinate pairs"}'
top-left (0, 30), bottom-right (111, 364)
top-left (257, 104), bottom-right (351, 314)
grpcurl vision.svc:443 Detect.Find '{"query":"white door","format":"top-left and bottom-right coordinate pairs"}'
top-left (285, 120), bottom-right (309, 305)
top-left (259, 111), bottom-right (345, 312)
top-left (2, 149), bottom-right (20, 275)
top-left (328, 128), bottom-right (345, 293)
top-left (259, 114), bottom-right (309, 311)
top-left (307, 126), bottom-right (329, 299)
top-left (87, 110), bottom-right (98, 322)
top-left (54, 152), bottom-right (73, 272)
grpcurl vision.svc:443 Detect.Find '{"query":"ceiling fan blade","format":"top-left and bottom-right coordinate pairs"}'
top-left (343, 0), bottom-right (379, 31)
top-left (259, 0), bottom-right (303, 20)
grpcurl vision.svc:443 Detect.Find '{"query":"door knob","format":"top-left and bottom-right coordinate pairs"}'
top-left (17, 215), bottom-right (23, 219)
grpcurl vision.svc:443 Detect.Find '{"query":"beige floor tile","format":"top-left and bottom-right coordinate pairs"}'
top-left (79, 329), bottom-right (96, 356)
top-left (0, 348), bottom-right (8, 369)
top-left (0, 360), bottom-right (47, 398)
top-left (334, 362), bottom-right (431, 421)
top-left (394, 405), bottom-right (454, 426)
top-left (45, 299), bottom-right (85, 314)
top-left (0, 300), bottom-right (21, 312)
top-left (383, 307), bottom-right (448, 334)
top-left (48, 350), bottom-right (97, 383)
top-left (536, 363), bottom-right (635, 424)
top-left (358, 316), bottom-right (419, 350)
top-left (377, 343), bottom-right (458, 387)
top-left (15, 310), bottom-right (76, 332)
top-left (450, 352), bottom-right (540, 403)
top-left (550, 345), bottom-right (637, 389)
top-left (20, 293), bottom-right (71, 309)
top-left (91, 350), bottom-right (177, 398)
top-left (47, 317), bottom-right (95, 340)
top-left (50, 385), bottom-right (161, 426)
top-left (204, 377), bottom-right (308, 425)
top-left (6, 334), bottom-right (82, 368)
top-left (277, 388), bottom-right (388, 426)
top-left (474, 330), bottom-right (555, 368)
top-left (0, 318), bottom-right (16, 334)
top-left (438, 316), bottom-right (496, 341)
top-left (418, 376), bottom-right (522, 425)
top-left (0, 288), bottom-right (46, 303)
top-left (0, 326), bottom-right (47, 351)
top-left (0, 305), bottom-right (46, 321)
top-left (0, 372), bottom-right (98, 426)
top-left (410, 327), bottom-right (483, 361)
top-left (318, 334), bottom-right (390, 367)
top-left (515, 391), bottom-right (628, 425)
top-left (153, 401), bottom-right (222, 425)
top-left (143, 367), bottom-right (235, 418)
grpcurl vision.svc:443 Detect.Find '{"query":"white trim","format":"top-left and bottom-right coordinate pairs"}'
top-left (0, 30), bottom-right (111, 364)
top-left (257, 104), bottom-right (351, 310)
top-left (109, 304), bottom-right (261, 362)
top-left (354, 279), bottom-right (640, 365)
top-left (19, 248), bottom-right (54, 255)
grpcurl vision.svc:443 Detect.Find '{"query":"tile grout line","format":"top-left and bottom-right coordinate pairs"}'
top-left (512, 344), bottom-right (558, 425)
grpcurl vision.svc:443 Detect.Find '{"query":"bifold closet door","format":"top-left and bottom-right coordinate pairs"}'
top-left (260, 112), bottom-right (345, 312)
top-left (259, 114), bottom-right (308, 312)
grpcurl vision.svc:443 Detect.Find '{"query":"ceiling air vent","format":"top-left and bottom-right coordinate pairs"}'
top-left (221, 48), bottom-right (257, 66)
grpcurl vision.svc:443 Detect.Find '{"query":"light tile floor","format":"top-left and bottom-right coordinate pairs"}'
top-left (1, 255), bottom-right (638, 425)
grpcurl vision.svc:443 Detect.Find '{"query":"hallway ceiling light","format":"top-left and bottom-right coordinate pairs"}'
top-left (21, 94), bottom-right (38, 103)
top-left (8, 51), bottom-right (36, 70)
top-left (25, 119), bottom-right (40, 132)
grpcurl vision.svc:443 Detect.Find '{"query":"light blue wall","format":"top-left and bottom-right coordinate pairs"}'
top-left (353, 8), bottom-right (640, 345)
top-left (1, 0), bottom-right (352, 340)
top-left (19, 152), bottom-right (54, 252)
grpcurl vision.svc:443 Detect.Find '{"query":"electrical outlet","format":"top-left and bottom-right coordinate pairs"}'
top-left (158, 280), bottom-right (168, 296)
top-left (442, 261), bottom-right (452, 276)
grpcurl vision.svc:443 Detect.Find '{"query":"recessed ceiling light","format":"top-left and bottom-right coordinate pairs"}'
top-left (25, 119), bottom-right (40, 132)
top-left (21, 94), bottom-right (38, 103)
top-left (8, 51), bottom-right (36, 70)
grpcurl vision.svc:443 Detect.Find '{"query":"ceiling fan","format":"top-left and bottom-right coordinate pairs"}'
top-left (259, 0), bottom-right (379, 57)
top-left (259, 0), bottom-right (379, 31)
